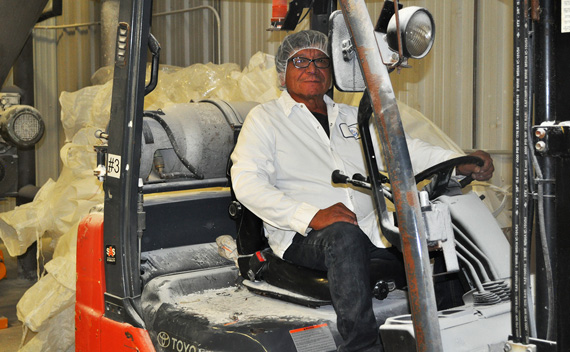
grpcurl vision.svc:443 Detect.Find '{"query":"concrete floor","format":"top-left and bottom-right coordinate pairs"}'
top-left (0, 239), bottom-right (53, 352)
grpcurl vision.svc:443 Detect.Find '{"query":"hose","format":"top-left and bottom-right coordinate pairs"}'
top-left (143, 111), bottom-right (204, 180)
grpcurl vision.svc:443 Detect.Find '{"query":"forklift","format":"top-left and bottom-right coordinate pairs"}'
top-left (74, 0), bottom-right (569, 351)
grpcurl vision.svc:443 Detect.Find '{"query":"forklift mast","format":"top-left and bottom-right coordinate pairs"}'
top-left (102, 0), bottom-right (152, 328)
top-left (93, 1), bottom-right (570, 352)
top-left (99, 0), bottom-right (443, 351)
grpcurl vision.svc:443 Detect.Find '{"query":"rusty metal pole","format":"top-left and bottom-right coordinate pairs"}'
top-left (338, 1), bottom-right (443, 351)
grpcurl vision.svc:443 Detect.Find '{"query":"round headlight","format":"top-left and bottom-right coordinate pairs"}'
top-left (0, 105), bottom-right (45, 149)
top-left (386, 7), bottom-right (435, 59)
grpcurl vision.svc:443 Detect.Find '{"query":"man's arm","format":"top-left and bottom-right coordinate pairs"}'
top-left (404, 132), bottom-right (495, 181)
top-left (456, 150), bottom-right (495, 181)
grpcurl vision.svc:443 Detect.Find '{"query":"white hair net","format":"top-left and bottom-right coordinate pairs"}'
top-left (275, 30), bottom-right (329, 88)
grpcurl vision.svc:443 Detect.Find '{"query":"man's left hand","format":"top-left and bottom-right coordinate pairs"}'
top-left (456, 150), bottom-right (494, 181)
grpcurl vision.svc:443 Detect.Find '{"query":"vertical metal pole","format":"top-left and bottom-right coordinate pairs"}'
top-left (338, 1), bottom-right (443, 351)
top-left (553, 0), bottom-right (570, 348)
top-left (512, 0), bottom-right (531, 344)
top-left (103, 0), bottom-right (152, 327)
top-left (555, 157), bottom-right (570, 351)
top-left (533, 0), bottom-right (557, 341)
top-left (14, 36), bottom-right (39, 280)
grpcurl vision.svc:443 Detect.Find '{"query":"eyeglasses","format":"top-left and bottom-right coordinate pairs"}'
top-left (288, 56), bottom-right (331, 69)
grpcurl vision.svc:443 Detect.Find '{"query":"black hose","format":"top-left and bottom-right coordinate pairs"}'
top-left (143, 111), bottom-right (204, 180)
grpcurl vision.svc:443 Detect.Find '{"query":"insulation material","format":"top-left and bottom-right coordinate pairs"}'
top-left (15, 222), bottom-right (77, 352)
top-left (0, 51), bottom-right (510, 351)
top-left (0, 139), bottom-right (103, 257)
top-left (18, 305), bottom-right (75, 352)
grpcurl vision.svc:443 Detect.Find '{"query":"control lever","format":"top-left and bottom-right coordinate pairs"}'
top-left (332, 170), bottom-right (371, 189)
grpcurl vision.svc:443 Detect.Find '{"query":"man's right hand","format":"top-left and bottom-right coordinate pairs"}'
top-left (309, 202), bottom-right (358, 230)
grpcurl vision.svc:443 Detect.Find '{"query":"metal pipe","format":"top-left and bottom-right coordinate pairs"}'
top-left (532, 0), bottom-right (557, 341)
top-left (33, 21), bottom-right (101, 30)
top-left (556, 157), bottom-right (570, 351)
top-left (153, 6), bottom-right (221, 64)
top-left (463, 149), bottom-right (512, 155)
top-left (13, 35), bottom-right (39, 280)
top-left (512, 0), bottom-right (531, 344)
top-left (100, 0), bottom-right (119, 67)
top-left (338, 1), bottom-right (442, 350)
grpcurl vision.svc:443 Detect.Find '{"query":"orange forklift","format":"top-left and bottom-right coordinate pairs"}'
top-left (74, 1), bottom-right (569, 351)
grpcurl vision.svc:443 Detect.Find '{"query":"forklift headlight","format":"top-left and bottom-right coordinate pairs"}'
top-left (0, 105), bottom-right (45, 149)
top-left (386, 7), bottom-right (435, 59)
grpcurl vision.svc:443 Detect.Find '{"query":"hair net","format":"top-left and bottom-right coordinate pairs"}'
top-left (275, 30), bottom-right (329, 88)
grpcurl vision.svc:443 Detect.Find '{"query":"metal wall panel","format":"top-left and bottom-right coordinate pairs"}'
top-left (152, 0), bottom-right (220, 66)
top-left (32, 0), bottom-right (101, 188)
top-left (33, 16), bottom-right (60, 187)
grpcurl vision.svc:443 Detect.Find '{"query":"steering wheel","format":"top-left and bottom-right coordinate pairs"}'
top-left (414, 155), bottom-right (484, 199)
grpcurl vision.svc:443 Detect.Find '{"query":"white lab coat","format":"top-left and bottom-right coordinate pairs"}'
top-left (231, 91), bottom-right (460, 258)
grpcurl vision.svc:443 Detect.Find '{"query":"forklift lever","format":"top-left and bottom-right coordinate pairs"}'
top-left (145, 33), bottom-right (161, 96)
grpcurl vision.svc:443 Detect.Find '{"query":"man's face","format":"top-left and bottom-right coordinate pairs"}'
top-left (285, 49), bottom-right (332, 101)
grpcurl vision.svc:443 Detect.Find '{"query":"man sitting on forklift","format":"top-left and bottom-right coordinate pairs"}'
top-left (231, 30), bottom-right (494, 352)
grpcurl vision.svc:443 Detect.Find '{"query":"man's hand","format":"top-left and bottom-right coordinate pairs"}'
top-left (309, 202), bottom-right (358, 230)
top-left (456, 150), bottom-right (494, 181)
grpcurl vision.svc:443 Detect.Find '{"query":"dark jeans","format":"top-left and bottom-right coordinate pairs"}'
top-left (283, 222), bottom-right (405, 352)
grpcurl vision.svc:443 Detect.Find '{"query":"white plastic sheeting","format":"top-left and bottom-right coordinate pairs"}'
top-left (0, 51), bottom-right (510, 351)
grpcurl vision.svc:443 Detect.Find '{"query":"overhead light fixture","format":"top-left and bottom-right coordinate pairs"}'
top-left (386, 6), bottom-right (435, 59)
top-left (0, 105), bottom-right (45, 149)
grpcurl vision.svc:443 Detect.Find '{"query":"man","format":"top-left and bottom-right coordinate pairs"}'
top-left (231, 30), bottom-right (493, 351)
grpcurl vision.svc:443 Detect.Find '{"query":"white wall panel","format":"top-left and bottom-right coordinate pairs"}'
top-left (474, 0), bottom-right (513, 187)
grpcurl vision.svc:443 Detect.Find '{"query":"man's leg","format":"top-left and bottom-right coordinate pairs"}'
top-left (283, 222), bottom-right (380, 352)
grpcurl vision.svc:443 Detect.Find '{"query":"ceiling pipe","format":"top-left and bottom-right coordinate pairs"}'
top-left (101, 0), bottom-right (120, 67)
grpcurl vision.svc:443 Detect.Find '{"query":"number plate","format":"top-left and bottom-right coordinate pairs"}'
top-left (107, 153), bottom-right (122, 179)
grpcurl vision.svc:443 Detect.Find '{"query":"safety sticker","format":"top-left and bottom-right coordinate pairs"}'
top-left (289, 323), bottom-right (337, 352)
top-left (107, 153), bottom-right (121, 179)
top-left (105, 245), bottom-right (116, 264)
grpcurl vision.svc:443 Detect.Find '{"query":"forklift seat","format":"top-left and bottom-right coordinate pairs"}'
top-left (227, 162), bottom-right (406, 304)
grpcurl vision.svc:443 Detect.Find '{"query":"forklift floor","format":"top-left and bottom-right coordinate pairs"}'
top-left (0, 238), bottom-right (53, 352)
top-left (141, 264), bottom-right (410, 351)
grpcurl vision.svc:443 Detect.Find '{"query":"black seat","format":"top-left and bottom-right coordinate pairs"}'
top-left (227, 158), bottom-right (406, 303)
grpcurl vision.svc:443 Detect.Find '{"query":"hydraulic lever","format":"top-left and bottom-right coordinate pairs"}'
top-left (332, 170), bottom-right (371, 189)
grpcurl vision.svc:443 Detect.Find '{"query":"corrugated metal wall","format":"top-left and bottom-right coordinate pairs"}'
top-left (27, 0), bottom-right (513, 190)
top-left (32, 0), bottom-right (101, 187)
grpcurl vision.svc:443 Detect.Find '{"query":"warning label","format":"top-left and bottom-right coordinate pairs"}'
top-left (289, 323), bottom-right (337, 352)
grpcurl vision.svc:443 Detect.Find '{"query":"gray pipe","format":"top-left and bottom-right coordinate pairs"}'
top-left (338, 1), bottom-right (443, 351)
top-left (101, 0), bottom-right (120, 67)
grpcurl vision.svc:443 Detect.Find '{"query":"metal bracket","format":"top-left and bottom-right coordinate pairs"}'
top-left (504, 341), bottom-right (536, 352)
top-left (532, 122), bottom-right (570, 157)
top-left (341, 39), bottom-right (355, 61)
top-left (419, 191), bottom-right (459, 274)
